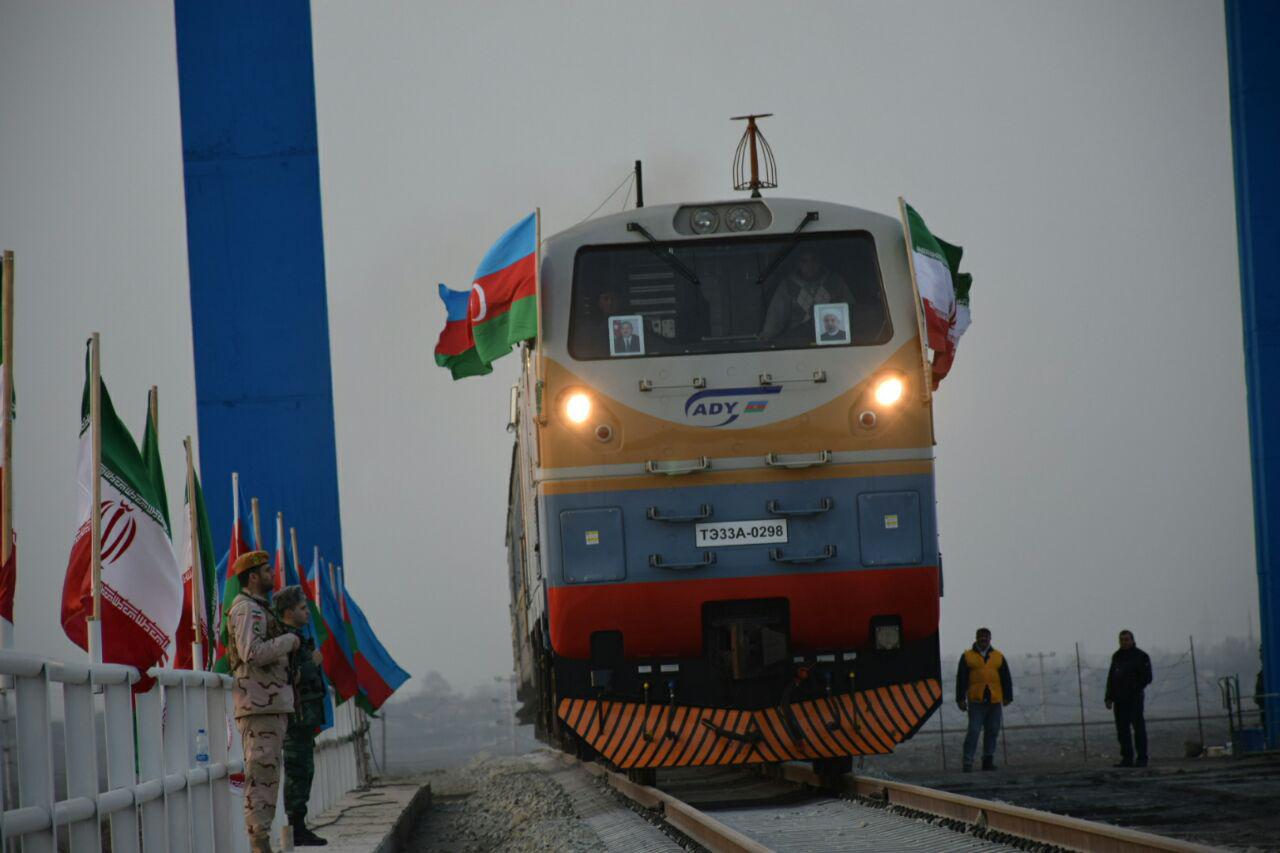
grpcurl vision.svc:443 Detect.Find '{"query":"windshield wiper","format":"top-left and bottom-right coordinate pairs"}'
top-left (626, 222), bottom-right (701, 287)
top-left (754, 211), bottom-right (820, 287)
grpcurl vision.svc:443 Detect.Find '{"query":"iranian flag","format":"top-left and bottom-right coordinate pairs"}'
top-left (212, 479), bottom-right (250, 674)
top-left (139, 397), bottom-right (171, 532)
top-left (901, 200), bottom-right (974, 389)
top-left (171, 468), bottom-right (217, 670)
top-left (467, 212), bottom-right (538, 366)
top-left (929, 261), bottom-right (972, 387)
top-left (61, 353), bottom-right (183, 684)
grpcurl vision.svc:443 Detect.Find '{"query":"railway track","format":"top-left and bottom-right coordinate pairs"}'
top-left (574, 758), bottom-right (1221, 853)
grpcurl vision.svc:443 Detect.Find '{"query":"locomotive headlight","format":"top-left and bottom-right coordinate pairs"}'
top-left (725, 206), bottom-right (755, 232)
top-left (564, 392), bottom-right (592, 424)
top-left (690, 207), bottom-right (719, 234)
top-left (873, 376), bottom-right (905, 407)
top-left (874, 624), bottom-right (902, 651)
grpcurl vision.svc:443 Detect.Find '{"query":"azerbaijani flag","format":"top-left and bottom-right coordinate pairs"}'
top-left (434, 284), bottom-right (493, 380)
top-left (62, 347), bottom-right (183, 689)
top-left (313, 555), bottom-right (359, 701)
top-left (334, 564), bottom-right (370, 710)
top-left (469, 212), bottom-right (538, 364)
top-left (345, 592), bottom-right (409, 713)
top-left (434, 212), bottom-right (538, 379)
top-left (292, 538), bottom-right (334, 732)
top-left (901, 201), bottom-right (973, 389)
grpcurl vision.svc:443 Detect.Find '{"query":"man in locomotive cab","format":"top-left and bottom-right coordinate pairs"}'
top-left (956, 627), bottom-right (1013, 772)
top-left (576, 286), bottom-right (629, 357)
top-left (760, 249), bottom-right (853, 341)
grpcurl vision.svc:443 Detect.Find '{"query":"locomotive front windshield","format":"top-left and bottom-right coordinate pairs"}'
top-left (568, 230), bottom-right (891, 360)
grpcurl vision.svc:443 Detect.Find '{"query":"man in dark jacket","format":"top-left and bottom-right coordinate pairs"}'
top-left (276, 585), bottom-right (329, 846)
top-left (1105, 630), bottom-right (1153, 767)
top-left (956, 627), bottom-right (1013, 772)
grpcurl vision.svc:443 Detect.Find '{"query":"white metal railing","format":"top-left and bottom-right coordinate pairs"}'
top-left (0, 651), bottom-right (366, 852)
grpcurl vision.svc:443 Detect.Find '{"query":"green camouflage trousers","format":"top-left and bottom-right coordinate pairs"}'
top-left (237, 713), bottom-right (287, 843)
top-left (284, 723), bottom-right (317, 820)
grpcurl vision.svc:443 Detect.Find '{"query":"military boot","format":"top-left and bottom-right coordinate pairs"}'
top-left (291, 816), bottom-right (328, 847)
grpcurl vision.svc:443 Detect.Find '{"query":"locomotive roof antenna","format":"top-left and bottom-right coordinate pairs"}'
top-left (731, 113), bottom-right (777, 198)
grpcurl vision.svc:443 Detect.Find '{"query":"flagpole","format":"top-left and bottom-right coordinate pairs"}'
top-left (0, 250), bottom-right (13, 655)
top-left (533, 208), bottom-right (546, 424)
top-left (897, 197), bottom-right (934, 405)
top-left (88, 332), bottom-right (103, 665)
top-left (289, 527), bottom-right (301, 589)
top-left (148, 385), bottom-right (158, 434)
top-left (313, 546), bottom-right (322, 602)
top-left (275, 512), bottom-right (285, 593)
top-left (250, 497), bottom-right (262, 551)
top-left (184, 437), bottom-right (204, 670)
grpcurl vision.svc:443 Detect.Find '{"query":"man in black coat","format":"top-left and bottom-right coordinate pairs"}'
top-left (1105, 630), bottom-right (1153, 767)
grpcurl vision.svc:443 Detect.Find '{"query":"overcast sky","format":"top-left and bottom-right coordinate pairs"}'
top-left (0, 1), bottom-right (1255, 692)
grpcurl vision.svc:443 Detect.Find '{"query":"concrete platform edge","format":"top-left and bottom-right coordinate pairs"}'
top-left (372, 783), bottom-right (433, 853)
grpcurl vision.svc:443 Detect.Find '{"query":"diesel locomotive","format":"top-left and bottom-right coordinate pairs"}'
top-left (505, 187), bottom-right (943, 780)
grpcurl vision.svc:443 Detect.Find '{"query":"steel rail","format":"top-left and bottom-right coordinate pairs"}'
top-left (575, 753), bottom-right (1220, 853)
top-left (577, 759), bottom-right (770, 853)
top-left (781, 764), bottom-right (1220, 853)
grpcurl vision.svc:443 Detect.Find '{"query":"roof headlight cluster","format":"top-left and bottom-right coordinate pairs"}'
top-left (725, 206), bottom-right (755, 232)
top-left (690, 207), bottom-right (720, 235)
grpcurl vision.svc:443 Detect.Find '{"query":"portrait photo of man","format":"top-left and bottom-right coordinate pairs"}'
top-left (815, 303), bottom-right (850, 345)
top-left (609, 314), bottom-right (645, 357)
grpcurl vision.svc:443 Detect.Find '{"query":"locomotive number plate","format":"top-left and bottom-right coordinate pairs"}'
top-left (694, 519), bottom-right (789, 547)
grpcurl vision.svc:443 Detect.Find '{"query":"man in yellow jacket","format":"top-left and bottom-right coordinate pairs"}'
top-left (955, 627), bottom-right (1013, 772)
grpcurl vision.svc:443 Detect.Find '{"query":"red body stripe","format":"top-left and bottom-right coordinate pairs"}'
top-left (434, 319), bottom-right (475, 357)
top-left (469, 254), bottom-right (536, 321)
top-left (547, 567), bottom-right (939, 659)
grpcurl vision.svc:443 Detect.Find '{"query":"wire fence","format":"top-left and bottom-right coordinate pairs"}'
top-left (902, 635), bottom-right (1266, 771)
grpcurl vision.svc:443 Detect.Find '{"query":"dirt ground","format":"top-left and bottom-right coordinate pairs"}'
top-left (864, 718), bottom-right (1280, 851)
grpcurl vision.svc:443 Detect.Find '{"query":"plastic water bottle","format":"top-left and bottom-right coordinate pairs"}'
top-left (194, 728), bottom-right (210, 766)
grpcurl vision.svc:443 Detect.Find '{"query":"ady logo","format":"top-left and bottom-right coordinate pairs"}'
top-left (99, 499), bottom-right (138, 565)
top-left (684, 386), bottom-right (783, 427)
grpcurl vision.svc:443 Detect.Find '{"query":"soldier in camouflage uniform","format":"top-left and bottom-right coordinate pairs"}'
top-left (228, 550), bottom-right (300, 853)
top-left (275, 584), bottom-right (328, 846)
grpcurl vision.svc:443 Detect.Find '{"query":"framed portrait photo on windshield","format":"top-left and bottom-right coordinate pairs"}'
top-left (814, 303), bottom-right (850, 345)
top-left (609, 314), bottom-right (645, 357)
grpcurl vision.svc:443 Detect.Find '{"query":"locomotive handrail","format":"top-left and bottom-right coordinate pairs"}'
top-left (766, 497), bottom-right (833, 517)
top-left (646, 504), bottom-right (713, 523)
top-left (649, 552), bottom-right (717, 571)
top-left (638, 376), bottom-right (706, 392)
top-left (644, 456), bottom-right (712, 476)
top-left (764, 450), bottom-right (831, 469)
top-left (769, 545), bottom-right (837, 565)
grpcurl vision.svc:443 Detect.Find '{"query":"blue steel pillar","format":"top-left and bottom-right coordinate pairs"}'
top-left (172, 2), bottom-right (345, 565)
top-left (1226, 0), bottom-right (1280, 747)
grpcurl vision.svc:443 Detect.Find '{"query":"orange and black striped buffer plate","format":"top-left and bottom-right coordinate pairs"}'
top-left (557, 678), bottom-right (941, 769)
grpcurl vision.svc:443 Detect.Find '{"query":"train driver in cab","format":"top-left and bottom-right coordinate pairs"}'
top-left (761, 250), bottom-right (854, 342)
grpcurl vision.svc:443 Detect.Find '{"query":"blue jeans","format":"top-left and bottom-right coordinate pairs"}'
top-left (963, 701), bottom-right (1003, 768)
